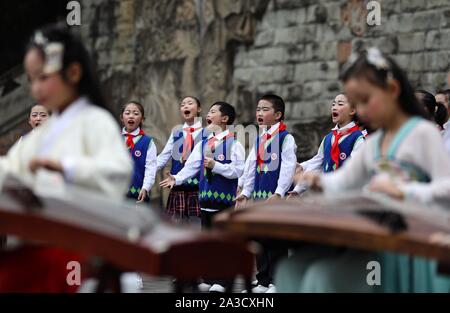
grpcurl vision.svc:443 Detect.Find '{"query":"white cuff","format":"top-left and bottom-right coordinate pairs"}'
top-left (61, 157), bottom-right (77, 182)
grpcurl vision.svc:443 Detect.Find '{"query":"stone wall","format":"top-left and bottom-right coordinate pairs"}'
top-left (230, 0), bottom-right (450, 158)
top-left (77, 0), bottom-right (450, 162)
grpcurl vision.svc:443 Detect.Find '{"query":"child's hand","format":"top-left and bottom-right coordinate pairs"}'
top-left (286, 191), bottom-right (299, 200)
top-left (369, 175), bottom-right (404, 200)
top-left (235, 194), bottom-right (248, 209)
top-left (160, 173), bottom-right (176, 189)
top-left (236, 186), bottom-right (242, 196)
top-left (203, 157), bottom-right (216, 169)
top-left (266, 193), bottom-right (281, 203)
top-left (137, 189), bottom-right (148, 203)
top-left (29, 158), bottom-right (63, 174)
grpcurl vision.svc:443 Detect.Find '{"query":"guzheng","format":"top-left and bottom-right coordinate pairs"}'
top-left (0, 178), bottom-right (254, 291)
top-left (214, 192), bottom-right (450, 266)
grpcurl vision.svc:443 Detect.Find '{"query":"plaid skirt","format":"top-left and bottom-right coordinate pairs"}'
top-left (165, 189), bottom-right (200, 219)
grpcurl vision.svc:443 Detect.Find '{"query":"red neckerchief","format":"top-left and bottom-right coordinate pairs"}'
top-left (182, 126), bottom-right (201, 161)
top-left (331, 125), bottom-right (360, 169)
top-left (125, 128), bottom-right (145, 150)
top-left (206, 132), bottom-right (234, 154)
top-left (257, 122), bottom-right (287, 172)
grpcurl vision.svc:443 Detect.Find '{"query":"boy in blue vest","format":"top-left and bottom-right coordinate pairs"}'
top-left (236, 94), bottom-right (297, 293)
top-left (289, 93), bottom-right (364, 197)
top-left (160, 101), bottom-right (245, 292)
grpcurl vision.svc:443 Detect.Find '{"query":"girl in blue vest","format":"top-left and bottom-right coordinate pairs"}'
top-left (276, 47), bottom-right (450, 293)
top-left (289, 93), bottom-right (365, 197)
top-left (157, 96), bottom-right (206, 224)
top-left (121, 101), bottom-right (157, 203)
top-left (236, 94), bottom-right (298, 293)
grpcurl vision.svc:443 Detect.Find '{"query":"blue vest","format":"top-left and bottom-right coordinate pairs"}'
top-left (199, 135), bottom-right (238, 211)
top-left (170, 128), bottom-right (207, 190)
top-left (127, 135), bottom-right (152, 199)
top-left (253, 130), bottom-right (289, 200)
top-left (322, 130), bottom-right (363, 173)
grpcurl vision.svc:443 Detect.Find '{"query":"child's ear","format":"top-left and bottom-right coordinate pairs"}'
top-left (387, 78), bottom-right (401, 99)
top-left (221, 115), bottom-right (229, 124)
top-left (65, 62), bottom-right (82, 85)
top-left (275, 111), bottom-right (282, 121)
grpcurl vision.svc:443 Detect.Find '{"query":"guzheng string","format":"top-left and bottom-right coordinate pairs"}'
top-left (295, 191), bottom-right (450, 231)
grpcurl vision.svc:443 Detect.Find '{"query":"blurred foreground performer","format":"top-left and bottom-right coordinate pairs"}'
top-left (276, 48), bottom-right (450, 293)
top-left (0, 25), bottom-right (132, 293)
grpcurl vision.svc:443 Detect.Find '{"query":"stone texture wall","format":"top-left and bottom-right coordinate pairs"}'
top-left (77, 0), bottom-right (450, 162)
top-left (230, 0), bottom-right (450, 158)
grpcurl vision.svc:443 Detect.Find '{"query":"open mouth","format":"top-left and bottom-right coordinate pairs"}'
top-left (206, 118), bottom-right (212, 125)
top-left (183, 110), bottom-right (191, 116)
top-left (257, 117), bottom-right (264, 123)
top-left (127, 120), bottom-right (136, 126)
top-left (332, 112), bottom-right (339, 118)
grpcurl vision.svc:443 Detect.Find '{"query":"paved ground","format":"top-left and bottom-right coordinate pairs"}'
top-left (141, 275), bottom-right (248, 293)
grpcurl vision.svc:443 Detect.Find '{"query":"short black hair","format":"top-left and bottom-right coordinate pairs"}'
top-left (210, 101), bottom-right (236, 125)
top-left (259, 94), bottom-right (285, 121)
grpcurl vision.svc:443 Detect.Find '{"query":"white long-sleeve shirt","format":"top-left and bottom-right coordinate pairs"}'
top-left (122, 127), bottom-right (157, 192)
top-left (293, 121), bottom-right (365, 194)
top-left (238, 154), bottom-right (252, 189)
top-left (173, 129), bottom-right (245, 186)
top-left (241, 122), bottom-right (297, 198)
top-left (443, 124), bottom-right (450, 156)
top-left (0, 97), bottom-right (132, 200)
top-left (320, 119), bottom-right (450, 196)
top-left (156, 120), bottom-right (203, 171)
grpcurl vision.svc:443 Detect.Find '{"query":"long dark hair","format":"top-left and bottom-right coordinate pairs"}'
top-left (26, 24), bottom-right (109, 112)
top-left (416, 90), bottom-right (449, 129)
top-left (339, 49), bottom-right (428, 119)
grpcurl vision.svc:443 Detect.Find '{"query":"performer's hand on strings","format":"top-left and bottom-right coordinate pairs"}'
top-left (266, 193), bottom-right (281, 203)
top-left (293, 163), bottom-right (304, 185)
top-left (203, 157), bottom-right (216, 169)
top-left (300, 172), bottom-right (322, 191)
top-left (235, 194), bottom-right (248, 209)
top-left (368, 174), bottom-right (404, 200)
top-left (137, 188), bottom-right (148, 203)
top-left (286, 191), bottom-right (299, 200)
top-left (160, 173), bottom-right (176, 189)
top-left (29, 158), bottom-right (63, 174)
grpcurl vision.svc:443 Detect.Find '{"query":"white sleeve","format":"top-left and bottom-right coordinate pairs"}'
top-left (320, 142), bottom-right (370, 193)
top-left (275, 134), bottom-right (297, 197)
top-left (300, 138), bottom-right (325, 172)
top-left (241, 146), bottom-right (257, 199)
top-left (398, 177), bottom-right (450, 205)
top-left (156, 134), bottom-right (174, 171)
top-left (444, 129), bottom-right (450, 156)
top-left (142, 141), bottom-right (157, 192)
top-left (212, 141), bottom-right (245, 179)
top-left (173, 141), bottom-right (202, 185)
top-left (350, 135), bottom-right (365, 157)
top-left (60, 113), bottom-right (133, 199)
top-left (238, 155), bottom-right (252, 188)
